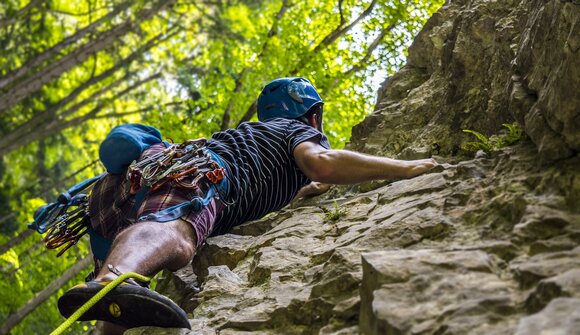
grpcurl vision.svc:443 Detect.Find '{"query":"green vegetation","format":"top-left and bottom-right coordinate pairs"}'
top-left (322, 200), bottom-right (347, 222)
top-left (0, 0), bottom-right (443, 333)
top-left (462, 123), bottom-right (524, 154)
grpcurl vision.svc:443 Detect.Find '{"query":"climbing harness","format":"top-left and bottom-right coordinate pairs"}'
top-left (128, 140), bottom-right (227, 223)
top-left (50, 265), bottom-right (151, 335)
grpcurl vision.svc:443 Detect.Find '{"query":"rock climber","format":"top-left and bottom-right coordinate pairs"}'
top-left (57, 77), bottom-right (438, 333)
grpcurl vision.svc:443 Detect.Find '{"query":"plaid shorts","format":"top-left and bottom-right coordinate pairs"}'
top-left (88, 143), bottom-right (222, 256)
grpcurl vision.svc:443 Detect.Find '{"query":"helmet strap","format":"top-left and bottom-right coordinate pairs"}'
top-left (295, 105), bottom-right (324, 132)
top-left (309, 106), bottom-right (324, 133)
top-left (307, 114), bottom-right (320, 131)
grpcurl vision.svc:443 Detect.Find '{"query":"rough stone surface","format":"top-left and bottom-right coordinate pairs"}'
top-left (360, 250), bottom-right (518, 335)
top-left (350, 0), bottom-right (580, 164)
top-left (514, 298), bottom-right (580, 335)
top-left (126, 0), bottom-right (580, 334)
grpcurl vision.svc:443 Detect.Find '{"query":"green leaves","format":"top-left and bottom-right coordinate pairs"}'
top-left (462, 123), bottom-right (525, 154)
top-left (169, 0), bottom-right (443, 141)
top-left (321, 200), bottom-right (347, 222)
top-left (503, 122), bottom-right (524, 145)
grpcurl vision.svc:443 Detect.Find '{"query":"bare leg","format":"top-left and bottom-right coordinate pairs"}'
top-left (92, 220), bottom-right (196, 334)
top-left (94, 219), bottom-right (197, 282)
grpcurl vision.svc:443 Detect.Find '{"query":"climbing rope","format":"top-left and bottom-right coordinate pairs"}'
top-left (50, 272), bottom-right (151, 335)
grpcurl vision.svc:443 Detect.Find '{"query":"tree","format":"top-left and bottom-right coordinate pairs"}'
top-left (0, 255), bottom-right (92, 335)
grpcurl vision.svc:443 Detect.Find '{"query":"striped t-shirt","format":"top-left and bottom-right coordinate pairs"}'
top-left (206, 118), bottom-right (331, 235)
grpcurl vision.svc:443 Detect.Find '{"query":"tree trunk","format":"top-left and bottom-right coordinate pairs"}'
top-left (0, 229), bottom-right (33, 256)
top-left (0, 255), bottom-right (92, 335)
top-left (0, 0), bottom-right (132, 90)
top-left (0, 0), bottom-right (175, 114)
top-left (0, 28), bottom-right (176, 157)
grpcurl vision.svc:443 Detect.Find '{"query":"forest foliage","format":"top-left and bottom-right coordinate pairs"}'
top-left (0, 0), bottom-right (442, 333)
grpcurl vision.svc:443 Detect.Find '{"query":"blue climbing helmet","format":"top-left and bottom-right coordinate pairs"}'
top-left (257, 77), bottom-right (323, 121)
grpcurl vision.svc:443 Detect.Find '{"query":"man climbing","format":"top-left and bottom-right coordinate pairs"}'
top-left (57, 77), bottom-right (437, 333)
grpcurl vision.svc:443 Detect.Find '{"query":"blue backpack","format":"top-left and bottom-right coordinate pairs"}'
top-left (99, 123), bottom-right (165, 174)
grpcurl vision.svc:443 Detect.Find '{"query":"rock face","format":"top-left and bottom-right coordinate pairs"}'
top-left (128, 0), bottom-right (580, 334)
top-left (352, 0), bottom-right (580, 164)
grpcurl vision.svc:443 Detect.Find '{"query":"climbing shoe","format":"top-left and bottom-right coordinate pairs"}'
top-left (57, 281), bottom-right (191, 329)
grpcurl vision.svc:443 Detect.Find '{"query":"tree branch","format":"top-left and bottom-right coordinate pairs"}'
top-left (237, 99), bottom-right (257, 125)
top-left (238, 0), bottom-right (378, 123)
top-left (0, 27), bottom-right (179, 156)
top-left (325, 25), bottom-right (394, 94)
top-left (0, 0), bottom-right (43, 31)
top-left (92, 101), bottom-right (185, 119)
top-left (47, 5), bottom-right (113, 17)
top-left (341, 24), bottom-right (394, 78)
top-left (45, 73), bottom-right (163, 132)
top-left (338, 0), bottom-right (345, 26)
top-left (0, 72), bottom-right (123, 155)
top-left (0, 73), bottom-right (161, 155)
top-left (0, 255), bottom-right (92, 335)
top-left (0, 0), bottom-right (176, 114)
top-left (0, 229), bottom-right (33, 256)
top-left (290, 0), bottom-right (378, 76)
top-left (222, 0), bottom-right (289, 128)
top-left (313, 0), bottom-right (377, 54)
top-left (0, 0), bottom-right (132, 90)
top-left (191, 2), bottom-right (245, 41)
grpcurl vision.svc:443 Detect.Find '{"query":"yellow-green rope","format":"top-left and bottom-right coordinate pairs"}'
top-left (50, 272), bottom-right (151, 335)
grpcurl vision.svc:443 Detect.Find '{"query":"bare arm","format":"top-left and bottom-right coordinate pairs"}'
top-left (293, 141), bottom-right (437, 184)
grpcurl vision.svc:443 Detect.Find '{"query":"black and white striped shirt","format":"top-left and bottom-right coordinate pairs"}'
top-left (206, 118), bottom-right (331, 235)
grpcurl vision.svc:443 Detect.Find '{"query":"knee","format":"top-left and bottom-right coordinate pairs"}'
top-left (166, 221), bottom-right (197, 267)
top-left (114, 220), bottom-right (196, 269)
top-left (171, 240), bottom-right (195, 270)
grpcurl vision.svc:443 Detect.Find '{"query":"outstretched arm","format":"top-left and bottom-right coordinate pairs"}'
top-left (293, 140), bottom-right (437, 184)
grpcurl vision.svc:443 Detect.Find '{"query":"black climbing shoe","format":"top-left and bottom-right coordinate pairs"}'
top-left (58, 281), bottom-right (191, 329)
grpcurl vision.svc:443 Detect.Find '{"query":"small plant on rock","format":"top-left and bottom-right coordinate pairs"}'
top-left (502, 122), bottom-right (524, 145)
top-left (462, 122), bottom-right (524, 154)
top-left (321, 200), bottom-right (346, 222)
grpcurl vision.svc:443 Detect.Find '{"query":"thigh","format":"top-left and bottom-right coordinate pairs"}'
top-left (138, 182), bottom-right (221, 248)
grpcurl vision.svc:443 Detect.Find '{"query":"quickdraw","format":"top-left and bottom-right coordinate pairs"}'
top-left (129, 141), bottom-right (228, 223)
top-left (29, 176), bottom-right (102, 257)
top-left (206, 168), bottom-right (225, 184)
top-left (44, 213), bottom-right (89, 257)
top-left (127, 139), bottom-right (222, 193)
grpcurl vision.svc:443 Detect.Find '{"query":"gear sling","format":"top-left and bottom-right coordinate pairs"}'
top-left (28, 124), bottom-right (227, 260)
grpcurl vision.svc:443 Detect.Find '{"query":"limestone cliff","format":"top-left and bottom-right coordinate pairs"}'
top-left (128, 0), bottom-right (580, 334)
